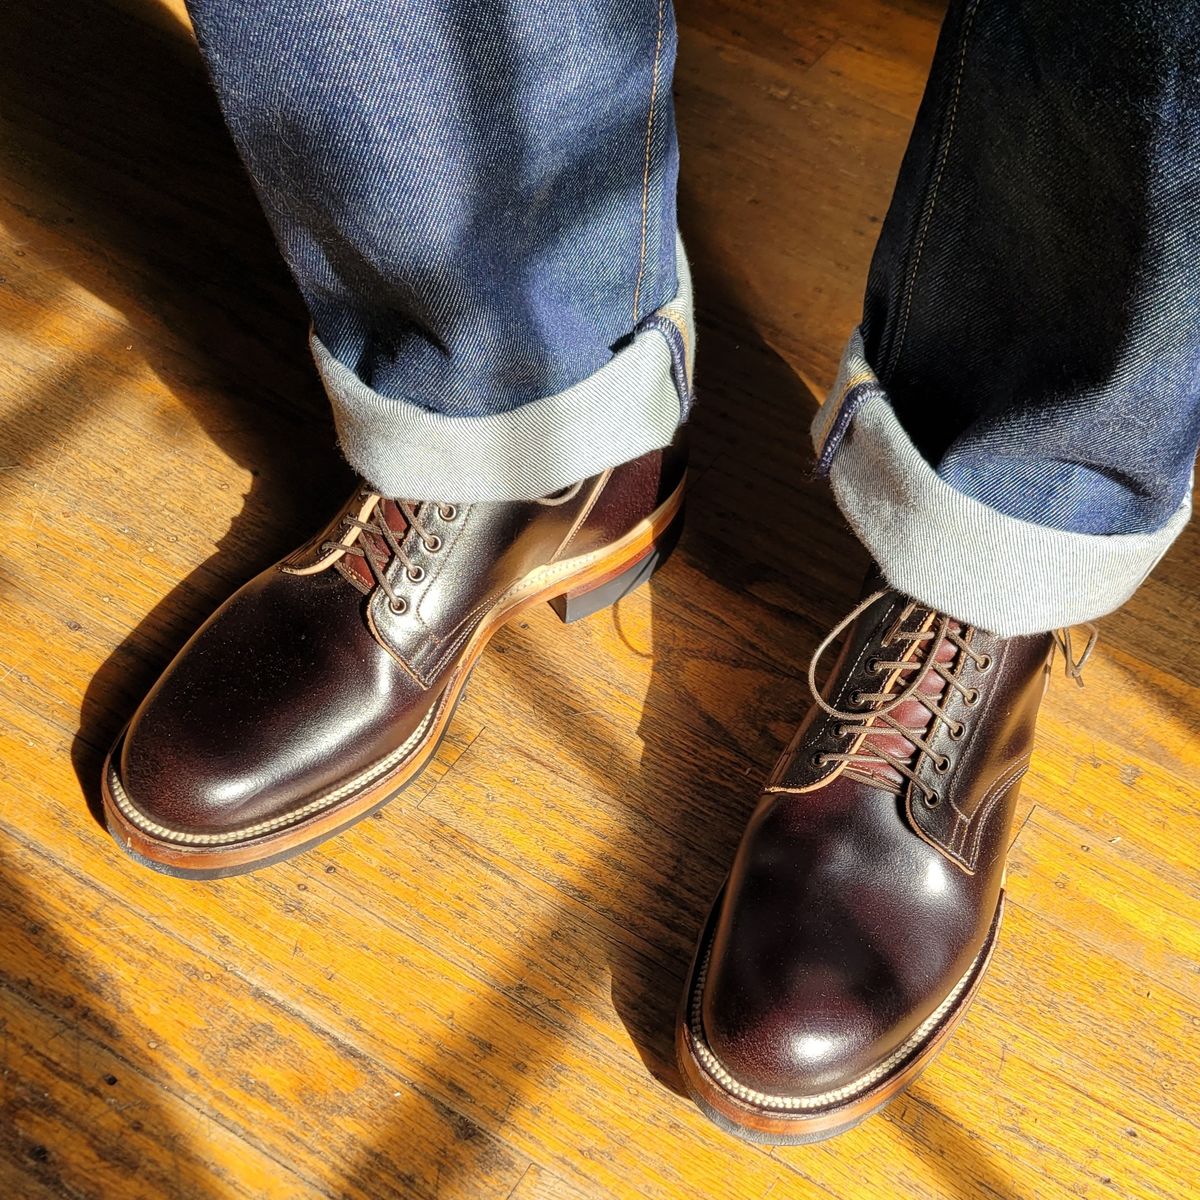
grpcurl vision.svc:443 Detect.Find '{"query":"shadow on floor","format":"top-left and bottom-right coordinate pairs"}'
top-left (0, 840), bottom-right (217, 1195)
top-left (0, 0), bottom-right (355, 816)
top-left (0, 5), bottom-right (343, 1188)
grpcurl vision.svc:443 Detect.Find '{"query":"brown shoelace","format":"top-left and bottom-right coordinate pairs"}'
top-left (807, 590), bottom-right (1099, 804)
top-left (807, 590), bottom-right (987, 804)
top-left (320, 496), bottom-right (457, 615)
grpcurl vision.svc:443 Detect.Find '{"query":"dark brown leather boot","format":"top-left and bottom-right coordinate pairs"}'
top-left (678, 583), bottom-right (1073, 1143)
top-left (103, 443), bottom-right (686, 877)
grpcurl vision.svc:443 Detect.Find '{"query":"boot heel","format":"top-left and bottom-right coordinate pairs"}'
top-left (548, 507), bottom-right (683, 624)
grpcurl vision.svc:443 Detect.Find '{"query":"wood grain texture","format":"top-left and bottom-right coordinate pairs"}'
top-left (1, 0), bottom-right (1197, 1197)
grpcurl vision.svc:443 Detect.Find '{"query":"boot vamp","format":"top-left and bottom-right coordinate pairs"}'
top-left (120, 564), bottom-right (430, 836)
top-left (700, 774), bottom-right (999, 1099)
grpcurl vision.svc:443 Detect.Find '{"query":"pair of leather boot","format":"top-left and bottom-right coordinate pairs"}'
top-left (103, 441), bottom-right (1069, 1142)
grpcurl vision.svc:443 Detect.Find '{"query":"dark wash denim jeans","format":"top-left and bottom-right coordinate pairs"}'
top-left (185, 0), bottom-right (691, 504)
top-left (186, 0), bottom-right (1197, 634)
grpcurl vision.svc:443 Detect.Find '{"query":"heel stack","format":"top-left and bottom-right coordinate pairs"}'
top-left (548, 506), bottom-right (684, 624)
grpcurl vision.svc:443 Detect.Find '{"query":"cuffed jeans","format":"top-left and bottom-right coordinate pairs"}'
top-left (185, 0), bottom-right (1199, 636)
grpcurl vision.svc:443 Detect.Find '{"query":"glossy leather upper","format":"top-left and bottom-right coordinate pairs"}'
top-left (697, 589), bottom-right (1054, 1098)
top-left (119, 440), bottom-right (684, 837)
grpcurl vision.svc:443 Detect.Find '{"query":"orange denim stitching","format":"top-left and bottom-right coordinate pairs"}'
top-left (632, 0), bottom-right (667, 324)
top-left (886, 0), bottom-right (981, 379)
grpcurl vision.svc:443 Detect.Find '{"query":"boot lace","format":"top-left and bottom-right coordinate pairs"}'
top-left (320, 495), bottom-right (457, 615)
top-left (806, 590), bottom-right (987, 804)
top-left (806, 590), bottom-right (1099, 805)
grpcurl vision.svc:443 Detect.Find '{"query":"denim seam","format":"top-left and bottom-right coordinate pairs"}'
top-left (884, 0), bottom-right (982, 381)
top-left (812, 326), bottom-right (885, 466)
top-left (814, 372), bottom-right (879, 473)
top-left (654, 306), bottom-right (692, 385)
top-left (632, 0), bottom-right (668, 324)
top-left (638, 312), bottom-right (693, 413)
top-left (657, 280), bottom-right (695, 381)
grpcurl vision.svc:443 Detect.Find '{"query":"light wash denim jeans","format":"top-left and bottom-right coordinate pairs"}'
top-left (185, 0), bottom-right (1198, 635)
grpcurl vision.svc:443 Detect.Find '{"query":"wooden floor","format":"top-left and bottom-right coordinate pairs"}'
top-left (2, 1), bottom-right (1197, 1196)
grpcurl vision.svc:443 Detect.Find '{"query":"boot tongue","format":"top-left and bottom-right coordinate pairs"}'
top-left (342, 498), bottom-right (410, 590)
top-left (853, 617), bottom-right (960, 789)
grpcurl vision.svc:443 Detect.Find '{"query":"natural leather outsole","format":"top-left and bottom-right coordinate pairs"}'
top-left (676, 892), bottom-right (1005, 1144)
top-left (102, 482), bottom-right (685, 879)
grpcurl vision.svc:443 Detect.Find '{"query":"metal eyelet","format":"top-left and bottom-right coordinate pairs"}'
top-left (424, 535), bottom-right (443, 553)
top-left (964, 688), bottom-right (980, 706)
top-left (976, 654), bottom-right (993, 672)
top-left (935, 755), bottom-right (951, 773)
top-left (851, 692), bottom-right (865, 705)
top-left (407, 566), bottom-right (425, 583)
top-left (950, 722), bottom-right (966, 740)
top-left (388, 596), bottom-right (408, 615)
top-left (812, 753), bottom-right (828, 767)
top-left (923, 791), bottom-right (941, 808)
top-left (438, 504), bottom-right (457, 522)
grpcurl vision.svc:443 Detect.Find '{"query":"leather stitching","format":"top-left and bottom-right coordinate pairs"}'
top-left (686, 924), bottom-right (991, 1110)
top-left (108, 704), bottom-right (440, 844)
top-left (913, 754), bottom-right (1027, 872)
top-left (549, 470), bottom-right (610, 564)
top-left (408, 474), bottom-right (606, 678)
top-left (422, 492), bottom-right (590, 656)
top-left (369, 504), bottom-right (475, 677)
top-left (413, 503), bottom-right (474, 628)
top-left (370, 491), bottom-right (674, 689)
top-left (964, 758), bottom-right (1029, 869)
top-left (944, 637), bottom-right (1013, 824)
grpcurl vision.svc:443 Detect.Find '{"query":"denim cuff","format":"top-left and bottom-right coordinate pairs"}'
top-left (814, 330), bottom-right (1193, 635)
top-left (312, 235), bottom-right (694, 503)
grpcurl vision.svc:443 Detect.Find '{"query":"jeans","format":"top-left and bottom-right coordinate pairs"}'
top-left (185, 0), bottom-right (1197, 635)
top-left (186, 0), bottom-right (690, 502)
